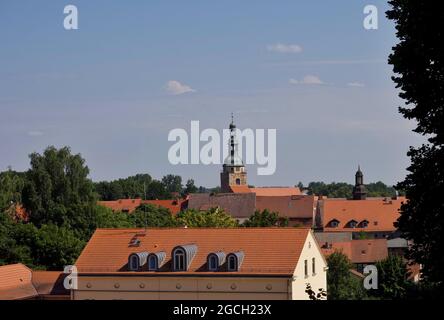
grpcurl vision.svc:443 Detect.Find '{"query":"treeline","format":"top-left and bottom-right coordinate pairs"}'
top-left (94, 174), bottom-right (221, 201)
top-left (298, 181), bottom-right (403, 198)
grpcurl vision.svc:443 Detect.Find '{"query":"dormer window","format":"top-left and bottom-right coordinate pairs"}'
top-left (226, 251), bottom-right (244, 272)
top-left (328, 219), bottom-right (340, 228)
top-left (360, 220), bottom-right (369, 228)
top-left (347, 220), bottom-right (358, 228)
top-left (172, 244), bottom-right (198, 271)
top-left (148, 255), bottom-right (157, 270)
top-left (148, 252), bottom-right (166, 271)
top-left (209, 256), bottom-right (218, 271)
top-left (174, 248), bottom-right (185, 271)
top-left (129, 255), bottom-right (139, 271)
top-left (207, 252), bottom-right (226, 271)
top-left (128, 252), bottom-right (148, 271)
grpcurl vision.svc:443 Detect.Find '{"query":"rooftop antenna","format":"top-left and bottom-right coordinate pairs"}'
top-left (143, 181), bottom-right (147, 232)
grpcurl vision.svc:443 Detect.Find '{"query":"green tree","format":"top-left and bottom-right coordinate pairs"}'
top-left (32, 224), bottom-right (85, 270)
top-left (0, 169), bottom-right (25, 212)
top-left (161, 174), bottom-right (183, 195)
top-left (184, 179), bottom-right (198, 195)
top-left (243, 209), bottom-right (289, 227)
top-left (176, 208), bottom-right (238, 228)
top-left (130, 204), bottom-right (178, 227)
top-left (22, 146), bottom-right (96, 227)
top-left (375, 255), bottom-right (412, 300)
top-left (327, 252), bottom-right (367, 300)
top-left (387, 1), bottom-right (444, 293)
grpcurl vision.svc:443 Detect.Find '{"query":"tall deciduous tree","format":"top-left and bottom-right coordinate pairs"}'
top-left (22, 146), bottom-right (96, 227)
top-left (387, 1), bottom-right (444, 291)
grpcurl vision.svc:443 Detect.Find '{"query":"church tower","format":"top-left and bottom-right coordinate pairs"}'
top-left (352, 165), bottom-right (367, 200)
top-left (220, 115), bottom-right (247, 193)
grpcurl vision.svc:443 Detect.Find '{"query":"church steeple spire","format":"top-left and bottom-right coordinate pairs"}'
top-left (352, 165), bottom-right (367, 200)
top-left (220, 115), bottom-right (247, 193)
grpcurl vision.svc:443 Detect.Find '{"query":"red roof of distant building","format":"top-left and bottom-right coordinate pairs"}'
top-left (321, 239), bottom-right (388, 264)
top-left (229, 185), bottom-right (252, 193)
top-left (0, 264), bottom-right (69, 300)
top-left (256, 195), bottom-right (316, 220)
top-left (229, 186), bottom-right (301, 196)
top-left (98, 198), bottom-right (187, 215)
top-left (320, 197), bottom-right (405, 232)
top-left (250, 187), bottom-right (301, 197)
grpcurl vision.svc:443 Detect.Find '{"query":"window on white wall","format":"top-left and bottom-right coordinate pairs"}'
top-left (312, 257), bottom-right (316, 275)
top-left (304, 259), bottom-right (308, 277)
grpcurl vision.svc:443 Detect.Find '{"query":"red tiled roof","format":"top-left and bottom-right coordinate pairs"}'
top-left (98, 199), bottom-right (187, 215)
top-left (98, 199), bottom-right (143, 213)
top-left (229, 185), bottom-right (252, 193)
top-left (250, 187), bottom-right (301, 197)
top-left (144, 199), bottom-right (187, 215)
top-left (256, 195), bottom-right (315, 219)
top-left (0, 264), bottom-right (37, 300)
top-left (31, 271), bottom-right (69, 296)
top-left (320, 197), bottom-right (405, 232)
top-left (321, 239), bottom-right (388, 264)
top-left (0, 265), bottom-right (69, 300)
top-left (75, 228), bottom-right (311, 276)
top-left (188, 193), bottom-right (256, 218)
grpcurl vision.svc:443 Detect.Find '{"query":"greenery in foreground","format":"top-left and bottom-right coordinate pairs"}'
top-left (327, 252), bottom-right (416, 300)
top-left (387, 0), bottom-right (444, 295)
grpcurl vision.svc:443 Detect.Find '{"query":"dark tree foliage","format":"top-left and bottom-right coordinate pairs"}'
top-left (326, 252), bottom-right (367, 300)
top-left (374, 255), bottom-right (412, 300)
top-left (94, 174), bottom-right (153, 200)
top-left (161, 174), bottom-right (183, 194)
top-left (306, 181), bottom-right (400, 198)
top-left (183, 179), bottom-right (198, 195)
top-left (387, 1), bottom-right (444, 292)
top-left (242, 209), bottom-right (289, 227)
top-left (130, 204), bottom-right (178, 228)
top-left (0, 169), bottom-right (25, 212)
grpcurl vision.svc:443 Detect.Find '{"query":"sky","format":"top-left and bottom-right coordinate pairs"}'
top-left (0, 1), bottom-right (424, 187)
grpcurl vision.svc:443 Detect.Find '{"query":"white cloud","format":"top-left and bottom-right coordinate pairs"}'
top-left (267, 43), bottom-right (303, 54)
top-left (347, 82), bottom-right (365, 87)
top-left (289, 75), bottom-right (324, 85)
top-left (28, 131), bottom-right (43, 137)
top-left (166, 80), bottom-right (196, 95)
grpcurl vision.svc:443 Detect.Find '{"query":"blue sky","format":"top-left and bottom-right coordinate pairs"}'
top-left (0, 1), bottom-right (423, 187)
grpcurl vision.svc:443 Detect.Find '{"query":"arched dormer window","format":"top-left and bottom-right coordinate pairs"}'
top-left (128, 252), bottom-right (148, 271)
top-left (209, 255), bottom-right (218, 271)
top-left (226, 251), bottom-right (244, 272)
top-left (235, 178), bottom-right (241, 185)
top-left (148, 255), bottom-right (157, 270)
top-left (174, 248), bottom-right (185, 271)
top-left (148, 252), bottom-right (166, 271)
top-left (129, 255), bottom-right (139, 271)
top-left (172, 244), bottom-right (198, 271)
top-left (207, 252), bottom-right (226, 271)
